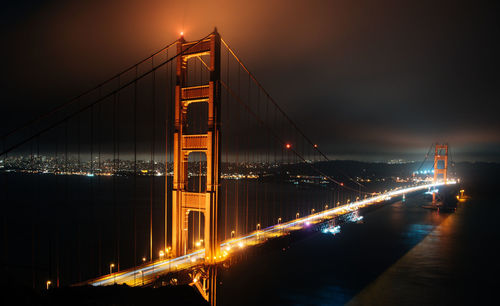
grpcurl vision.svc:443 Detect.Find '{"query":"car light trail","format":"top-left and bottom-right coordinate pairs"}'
top-left (88, 181), bottom-right (455, 287)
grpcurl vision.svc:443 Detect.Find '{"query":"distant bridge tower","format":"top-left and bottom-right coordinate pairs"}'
top-left (432, 143), bottom-right (448, 204)
top-left (172, 29), bottom-right (221, 266)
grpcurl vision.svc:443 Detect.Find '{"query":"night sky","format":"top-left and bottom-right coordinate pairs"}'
top-left (2, 0), bottom-right (499, 162)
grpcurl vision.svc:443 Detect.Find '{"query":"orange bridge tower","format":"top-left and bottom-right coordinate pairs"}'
top-left (432, 143), bottom-right (448, 204)
top-left (172, 30), bottom-right (221, 263)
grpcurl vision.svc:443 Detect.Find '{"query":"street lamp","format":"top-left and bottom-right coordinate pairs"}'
top-left (110, 263), bottom-right (116, 284)
top-left (159, 250), bottom-right (165, 260)
top-left (278, 217), bottom-right (282, 224)
top-left (46, 280), bottom-right (51, 290)
top-left (325, 205), bottom-right (328, 210)
top-left (296, 212), bottom-right (300, 219)
top-left (142, 257), bottom-right (146, 264)
top-left (256, 223), bottom-right (261, 231)
top-left (311, 208), bottom-right (315, 214)
top-left (231, 230), bottom-right (235, 239)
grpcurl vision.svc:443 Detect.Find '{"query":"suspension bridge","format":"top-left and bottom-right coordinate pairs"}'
top-left (0, 29), bottom-right (456, 305)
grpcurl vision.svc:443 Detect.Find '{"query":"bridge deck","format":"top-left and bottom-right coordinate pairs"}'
top-left (87, 181), bottom-right (453, 287)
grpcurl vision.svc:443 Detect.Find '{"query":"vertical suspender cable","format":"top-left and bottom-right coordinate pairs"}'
top-left (90, 101), bottom-right (94, 283)
top-left (255, 86), bottom-right (259, 230)
top-left (76, 102), bottom-right (82, 282)
top-left (134, 65), bottom-right (138, 267)
top-left (113, 83), bottom-right (119, 271)
top-left (2, 141), bottom-right (8, 284)
top-left (112, 91), bottom-right (116, 271)
top-left (55, 127), bottom-right (60, 287)
top-left (117, 81), bottom-right (122, 271)
top-left (64, 121), bottom-right (68, 280)
top-left (164, 49), bottom-right (170, 252)
top-left (30, 136), bottom-right (35, 288)
top-left (97, 94), bottom-right (102, 276)
top-left (235, 64), bottom-right (240, 236)
top-left (35, 135), bottom-right (41, 284)
top-left (223, 47), bottom-right (229, 241)
top-left (198, 55), bottom-right (202, 247)
top-left (151, 56), bottom-right (157, 253)
top-left (245, 73), bottom-right (250, 234)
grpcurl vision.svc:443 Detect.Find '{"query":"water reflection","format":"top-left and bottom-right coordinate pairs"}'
top-left (218, 194), bottom-right (472, 305)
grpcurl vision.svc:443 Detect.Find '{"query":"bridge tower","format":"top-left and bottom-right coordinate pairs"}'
top-left (432, 143), bottom-right (448, 204)
top-left (172, 29), bottom-right (221, 267)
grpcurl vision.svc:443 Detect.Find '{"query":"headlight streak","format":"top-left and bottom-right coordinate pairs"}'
top-left (90, 181), bottom-right (455, 286)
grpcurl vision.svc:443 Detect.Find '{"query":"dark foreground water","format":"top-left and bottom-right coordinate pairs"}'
top-left (218, 178), bottom-right (500, 305)
top-left (2, 165), bottom-right (500, 305)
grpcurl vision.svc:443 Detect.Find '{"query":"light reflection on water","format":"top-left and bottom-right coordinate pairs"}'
top-left (347, 214), bottom-right (456, 306)
top-left (403, 224), bottom-right (436, 246)
top-left (220, 190), bottom-right (498, 305)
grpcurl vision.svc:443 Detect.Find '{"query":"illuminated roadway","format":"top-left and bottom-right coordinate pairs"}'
top-left (88, 181), bottom-right (455, 287)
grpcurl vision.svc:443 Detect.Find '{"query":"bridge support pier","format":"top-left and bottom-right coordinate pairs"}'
top-left (190, 265), bottom-right (217, 304)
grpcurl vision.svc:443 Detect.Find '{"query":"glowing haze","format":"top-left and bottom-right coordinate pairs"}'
top-left (1, 0), bottom-right (499, 162)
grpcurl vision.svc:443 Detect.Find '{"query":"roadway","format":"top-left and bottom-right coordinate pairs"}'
top-left (88, 181), bottom-right (455, 287)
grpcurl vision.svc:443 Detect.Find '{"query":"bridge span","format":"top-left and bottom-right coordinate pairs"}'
top-left (1, 29), bottom-right (455, 305)
top-left (88, 181), bottom-right (454, 287)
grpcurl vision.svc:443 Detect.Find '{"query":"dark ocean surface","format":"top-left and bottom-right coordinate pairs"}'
top-left (2, 163), bottom-right (499, 305)
top-left (218, 173), bottom-right (500, 305)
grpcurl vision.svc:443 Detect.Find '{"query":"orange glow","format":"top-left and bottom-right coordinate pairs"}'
top-left (285, 143), bottom-right (291, 149)
top-left (180, 31), bottom-right (184, 36)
